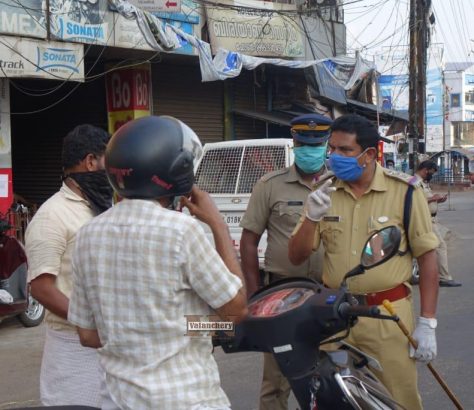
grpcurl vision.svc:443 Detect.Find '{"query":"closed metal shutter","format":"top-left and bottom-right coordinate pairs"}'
top-left (152, 63), bottom-right (224, 144)
top-left (10, 77), bottom-right (107, 206)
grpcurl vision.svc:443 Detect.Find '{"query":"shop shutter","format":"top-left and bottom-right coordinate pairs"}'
top-left (10, 77), bottom-right (107, 206)
top-left (152, 63), bottom-right (224, 144)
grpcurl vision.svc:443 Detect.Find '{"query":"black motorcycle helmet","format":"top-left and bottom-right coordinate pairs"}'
top-left (105, 115), bottom-right (203, 199)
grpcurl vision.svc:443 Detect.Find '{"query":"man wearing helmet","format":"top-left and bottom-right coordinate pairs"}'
top-left (68, 116), bottom-right (247, 410)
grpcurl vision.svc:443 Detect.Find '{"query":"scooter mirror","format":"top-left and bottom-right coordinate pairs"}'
top-left (360, 226), bottom-right (401, 269)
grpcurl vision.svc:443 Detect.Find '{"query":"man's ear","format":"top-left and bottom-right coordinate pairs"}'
top-left (83, 153), bottom-right (97, 172)
top-left (364, 147), bottom-right (378, 164)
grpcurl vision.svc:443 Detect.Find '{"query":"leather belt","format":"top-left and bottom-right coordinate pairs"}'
top-left (355, 284), bottom-right (410, 306)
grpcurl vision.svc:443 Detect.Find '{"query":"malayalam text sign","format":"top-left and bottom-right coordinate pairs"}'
top-left (205, 0), bottom-right (304, 58)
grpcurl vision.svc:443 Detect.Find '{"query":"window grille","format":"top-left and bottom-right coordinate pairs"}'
top-left (195, 147), bottom-right (243, 194)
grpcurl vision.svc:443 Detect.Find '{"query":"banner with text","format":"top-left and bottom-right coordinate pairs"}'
top-left (0, 36), bottom-right (84, 81)
top-left (204, 0), bottom-right (304, 58)
top-left (49, 0), bottom-right (113, 45)
top-left (0, 0), bottom-right (46, 38)
top-left (106, 64), bottom-right (152, 134)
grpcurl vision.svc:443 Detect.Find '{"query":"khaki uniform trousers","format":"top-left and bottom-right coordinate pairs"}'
top-left (344, 295), bottom-right (422, 410)
top-left (432, 220), bottom-right (452, 281)
top-left (259, 352), bottom-right (291, 410)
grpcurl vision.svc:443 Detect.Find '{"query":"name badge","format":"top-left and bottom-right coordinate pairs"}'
top-left (323, 215), bottom-right (341, 222)
top-left (287, 201), bottom-right (303, 206)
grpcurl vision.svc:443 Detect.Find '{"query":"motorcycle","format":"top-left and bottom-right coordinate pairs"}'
top-left (217, 226), bottom-right (404, 410)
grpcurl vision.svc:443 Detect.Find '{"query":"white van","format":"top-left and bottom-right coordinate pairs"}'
top-left (194, 138), bottom-right (294, 268)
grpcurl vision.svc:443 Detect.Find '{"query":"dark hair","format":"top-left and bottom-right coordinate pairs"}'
top-left (62, 124), bottom-right (110, 170)
top-left (330, 114), bottom-right (380, 151)
top-left (417, 160), bottom-right (438, 172)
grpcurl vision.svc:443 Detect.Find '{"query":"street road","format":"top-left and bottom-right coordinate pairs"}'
top-left (1, 190), bottom-right (473, 410)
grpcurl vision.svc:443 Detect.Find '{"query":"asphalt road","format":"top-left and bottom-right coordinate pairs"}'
top-left (1, 189), bottom-right (473, 410)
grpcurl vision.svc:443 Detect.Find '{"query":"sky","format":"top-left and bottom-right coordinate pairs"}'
top-left (343, 0), bottom-right (474, 68)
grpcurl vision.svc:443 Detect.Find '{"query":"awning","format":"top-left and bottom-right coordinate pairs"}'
top-left (346, 99), bottom-right (408, 123)
top-left (431, 148), bottom-right (474, 161)
top-left (232, 109), bottom-right (295, 126)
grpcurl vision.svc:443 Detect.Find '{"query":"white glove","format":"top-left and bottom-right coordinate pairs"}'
top-left (305, 179), bottom-right (336, 222)
top-left (410, 317), bottom-right (437, 363)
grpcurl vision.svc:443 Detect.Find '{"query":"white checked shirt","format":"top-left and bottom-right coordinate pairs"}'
top-left (68, 199), bottom-right (242, 410)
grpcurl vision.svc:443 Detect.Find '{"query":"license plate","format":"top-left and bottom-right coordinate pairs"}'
top-left (222, 213), bottom-right (242, 226)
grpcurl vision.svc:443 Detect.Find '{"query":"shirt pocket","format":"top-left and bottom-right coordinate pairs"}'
top-left (320, 221), bottom-right (344, 254)
top-left (367, 217), bottom-right (395, 236)
top-left (278, 202), bottom-right (304, 225)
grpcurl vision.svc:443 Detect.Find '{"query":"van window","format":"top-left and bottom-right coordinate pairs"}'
top-left (195, 145), bottom-right (287, 194)
top-left (237, 146), bottom-right (286, 193)
top-left (195, 147), bottom-right (244, 194)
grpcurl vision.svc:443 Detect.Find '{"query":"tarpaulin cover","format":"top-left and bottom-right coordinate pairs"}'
top-left (109, 0), bottom-right (375, 85)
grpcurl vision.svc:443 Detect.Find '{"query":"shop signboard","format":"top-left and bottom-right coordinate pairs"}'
top-left (128, 0), bottom-right (181, 13)
top-left (49, 0), bottom-right (112, 45)
top-left (0, 79), bottom-right (12, 214)
top-left (105, 64), bottom-right (152, 134)
top-left (205, 0), bottom-right (304, 58)
top-left (113, 0), bottom-right (199, 55)
top-left (0, 36), bottom-right (84, 81)
top-left (0, 0), bottom-right (46, 38)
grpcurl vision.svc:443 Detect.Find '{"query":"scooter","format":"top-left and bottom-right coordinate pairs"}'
top-left (217, 226), bottom-right (404, 410)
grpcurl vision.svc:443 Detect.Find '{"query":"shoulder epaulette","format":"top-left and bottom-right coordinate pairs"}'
top-left (383, 168), bottom-right (421, 187)
top-left (260, 167), bottom-right (289, 182)
top-left (311, 171), bottom-right (335, 189)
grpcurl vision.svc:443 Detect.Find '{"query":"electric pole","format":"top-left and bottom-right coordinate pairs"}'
top-left (408, 0), bottom-right (429, 173)
top-left (416, 0), bottom-right (427, 154)
top-left (408, 0), bottom-right (418, 172)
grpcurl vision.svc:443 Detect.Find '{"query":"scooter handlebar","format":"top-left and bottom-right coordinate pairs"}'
top-left (338, 302), bottom-right (381, 319)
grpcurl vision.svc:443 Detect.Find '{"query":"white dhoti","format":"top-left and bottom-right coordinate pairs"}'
top-left (40, 327), bottom-right (102, 407)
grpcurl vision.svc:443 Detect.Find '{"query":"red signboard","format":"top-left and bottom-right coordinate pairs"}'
top-left (105, 64), bottom-right (152, 134)
top-left (0, 168), bottom-right (13, 215)
top-left (106, 67), bottom-right (150, 112)
top-left (377, 141), bottom-right (384, 164)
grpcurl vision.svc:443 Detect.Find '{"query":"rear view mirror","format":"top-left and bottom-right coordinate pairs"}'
top-left (361, 226), bottom-right (401, 269)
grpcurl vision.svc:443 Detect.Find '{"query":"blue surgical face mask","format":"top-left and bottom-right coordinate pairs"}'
top-left (328, 149), bottom-right (368, 182)
top-left (293, 145), bottom-right (327, 174)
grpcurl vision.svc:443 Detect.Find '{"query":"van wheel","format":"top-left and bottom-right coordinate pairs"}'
top-left (18, 295), bottom-right (45, 327)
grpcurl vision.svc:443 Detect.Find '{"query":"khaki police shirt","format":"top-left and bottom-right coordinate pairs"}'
top-left (293, 163), bottom-right (439, 293)
top-left (240, 165), bottom-right (323, 279)
top-left (416, 175), bottom-right (438, 215)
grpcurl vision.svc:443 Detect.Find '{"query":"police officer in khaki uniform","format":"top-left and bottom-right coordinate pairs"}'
top-left (240, 113), bottom-right (331, 410)
top-left (415, 160), bottom-right (462, 287)
top-left (289, 114), bottom-right (440, 410)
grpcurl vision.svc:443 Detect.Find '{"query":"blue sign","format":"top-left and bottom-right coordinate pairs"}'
top-left (36, 47), bottom-right (79, 73)
top-left (426, 68), bottom-right (443, 125)
top-left (57, 17), bottom-right (108, 44)
top-left (165, 20), bottom-right (194, 55)
top-left (465, 74), bottom-right (474, 85)
top-left (379, 74), bottom-right (409, 113)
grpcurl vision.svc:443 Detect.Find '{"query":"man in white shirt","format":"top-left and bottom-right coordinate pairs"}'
top-left (26, 124), bottom-right (111, 406)
top-left (68, 116), bottom-right (247, 410)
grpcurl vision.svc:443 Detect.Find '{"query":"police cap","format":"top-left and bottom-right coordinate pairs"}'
top-left (290, 113), bottom-right (332, 145)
